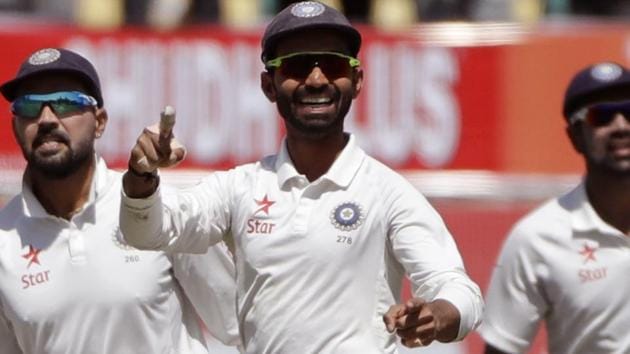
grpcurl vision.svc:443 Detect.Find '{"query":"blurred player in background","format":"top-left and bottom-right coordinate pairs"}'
top-left (0, 47), bottom-right (239, 353)
top-left (119, 1), bottom-right (483, 353)
top-left (480, 61), bottom-right (630, 354)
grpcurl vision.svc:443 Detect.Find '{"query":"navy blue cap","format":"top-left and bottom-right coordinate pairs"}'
top-left (563, 62), bottom-right (630, 119)
top-left (261, 1), bottom-right (362, 62)
top-left (0, 48), bottom-right (103, 107)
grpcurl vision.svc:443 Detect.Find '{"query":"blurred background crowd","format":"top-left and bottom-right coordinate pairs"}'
top-left (0, 0), bottom-right (629, 31)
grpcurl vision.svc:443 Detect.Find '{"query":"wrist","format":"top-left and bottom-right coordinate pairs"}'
top-left (124, 164), bottom-right (160, 198)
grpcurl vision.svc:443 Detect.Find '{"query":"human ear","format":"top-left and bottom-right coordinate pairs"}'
top-left (94, 108), bottom-right (108, 139)
top-left (260, 71), bottom-right (277, 102)
top-left (566, 123), bottom-right (585, 154)
top-left (351, 68), bottom-right (364, 99)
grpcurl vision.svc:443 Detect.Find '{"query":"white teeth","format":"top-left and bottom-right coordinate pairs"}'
top-left (301, 97), bottom-right (331, 104)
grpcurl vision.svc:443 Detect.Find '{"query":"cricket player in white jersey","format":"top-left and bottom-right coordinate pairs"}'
top-left (119, 1), bottom-right (483, 353)
top-left (480, 62), bottom-right (630, 354)
top-left (0, 48), bottom-right (239, 354)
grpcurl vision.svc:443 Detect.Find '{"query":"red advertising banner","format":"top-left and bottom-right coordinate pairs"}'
top-left (1, 23), bottom-right (628, 174)
top-left (0, 23), bottom-right (500, 172)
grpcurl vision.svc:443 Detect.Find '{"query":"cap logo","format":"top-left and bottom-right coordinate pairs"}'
top-left (590, 63), bottom-right (623, 82)
top-left (28, 48), bottom-right (61, 66)
top-left (291, 1), bottom-right (325, 18)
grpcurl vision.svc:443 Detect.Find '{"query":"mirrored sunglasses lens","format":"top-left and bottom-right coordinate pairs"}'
top-left (50, 101), bottom-right (85, 115)
top-left (12, 99), bottom-right (43, 118)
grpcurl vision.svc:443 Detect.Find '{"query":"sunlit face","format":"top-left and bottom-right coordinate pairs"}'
top-left (568, 99), bottom-right (630, 177)
top-left (261, 29), bottom-right (363, 140)
top-left (11, 73), bottom-right (106, 179)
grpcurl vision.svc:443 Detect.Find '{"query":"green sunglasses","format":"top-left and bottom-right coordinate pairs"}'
top-left (265, 51), bottom-right (360, 79)
top-left (11, 91), bottom-right (98, 119)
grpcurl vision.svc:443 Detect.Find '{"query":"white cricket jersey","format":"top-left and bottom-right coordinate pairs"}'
top-left (0, 157), bottom-right (239, 354)
top-left (121, 134), bottom-right (483, 354)
top-left (479, 182), bottom-right (630, 354)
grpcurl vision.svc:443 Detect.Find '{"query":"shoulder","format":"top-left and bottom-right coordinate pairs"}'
top-left (500, 192), bottom-right (574, 260)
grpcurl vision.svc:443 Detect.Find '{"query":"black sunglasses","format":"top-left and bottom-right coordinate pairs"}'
top-left (570, 101), bottom-right (630, 127)
top-left (265, 51), bottom-right (360, 79)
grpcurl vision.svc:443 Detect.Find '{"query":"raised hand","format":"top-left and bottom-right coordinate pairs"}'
top-left (124, 105), bottom-right (186, 198)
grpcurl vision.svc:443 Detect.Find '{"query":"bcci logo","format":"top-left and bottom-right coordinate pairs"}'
top-left (330, 202), bottom-right (364, 231)
top-left (590, 62), bottom-right (622, 82)
top-left (28, 48), bottom-right (61, 65)
top-left (111, 226), bottom-right (135, 250)
top-left (291, 1), bottom-right (325, 18)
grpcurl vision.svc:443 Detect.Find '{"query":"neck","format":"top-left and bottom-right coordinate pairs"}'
top-left (28, 157), bottom-right (96, 221)
top-left (286, 131), bottom-right (348, 182)
top-left (585, 172), bottom-right (630, 235)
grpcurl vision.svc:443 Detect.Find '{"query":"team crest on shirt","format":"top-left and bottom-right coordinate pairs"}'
top-left (330, 202), bottom-right (364, 231)
top-left (112, 226), bottom-right (136, 250)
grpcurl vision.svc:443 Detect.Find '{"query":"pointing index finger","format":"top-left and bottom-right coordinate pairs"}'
top-left (159, 105), bottom-right (176, 139)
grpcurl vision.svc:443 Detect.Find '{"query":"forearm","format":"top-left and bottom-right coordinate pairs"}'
top-left (120, 177), bottom-right (168, 250)
top-left (427, 274), bottom-right (484, 341)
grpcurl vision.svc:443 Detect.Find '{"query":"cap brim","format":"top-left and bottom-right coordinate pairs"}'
top-left (0, 68), bottom-right (103, 107)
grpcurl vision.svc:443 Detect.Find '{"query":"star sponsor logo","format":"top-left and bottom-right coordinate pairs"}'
top-left (21, 244), bottom-right (51, 289)
top-left (22, 244), bottom-right (42, 268)
top-left (330, 202), bottom-right (364, 232)
top-left (579, 243), bottom-right (597, 264)
top-left (254, 194), bottom-right (275, 217)
top-left (247, 194), bottom-right (276, 235)
top-left (577, 242), bottom-right (607, 283)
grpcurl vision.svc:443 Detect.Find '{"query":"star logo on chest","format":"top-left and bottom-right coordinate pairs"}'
top-left (579, 243), bottom-right (597, 264)
top-left (254, 195), bottom-right (275, 216)
top-left (22, 244), bottom-right (42, 268)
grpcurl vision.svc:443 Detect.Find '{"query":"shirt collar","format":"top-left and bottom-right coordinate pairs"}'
top-left (21, 155), bottom-right (108, 219)
top-left (275, 133), bottom-right (366, 189)
top-left (569, 181), bottom-right (624, 236)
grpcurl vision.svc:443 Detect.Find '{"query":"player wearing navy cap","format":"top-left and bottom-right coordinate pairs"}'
top-left (120, 2), bottom-right (483, 353)
top-left (480, 62), bottom-right (630, 354)
top-left (0, 48), bottom-right (239, 353)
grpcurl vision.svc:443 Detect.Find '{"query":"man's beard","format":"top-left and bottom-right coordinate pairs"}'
top-left (25, 131), bottom-right (94, 179)
top-left (276, 91), bottom-right (351, 139)
top-left (587, 131), bottom-right (630, 178)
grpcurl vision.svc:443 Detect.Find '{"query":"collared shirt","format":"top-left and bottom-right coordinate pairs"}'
top-left (0, 157), bottom-right (239, 354)
top-left (479, 182), bottom-right (630, 354)
top-left (121, 134), bottom-right (483, 354)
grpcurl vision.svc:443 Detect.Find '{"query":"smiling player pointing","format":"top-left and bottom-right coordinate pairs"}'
top-left (120, 2), bottom-right (483, 353)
